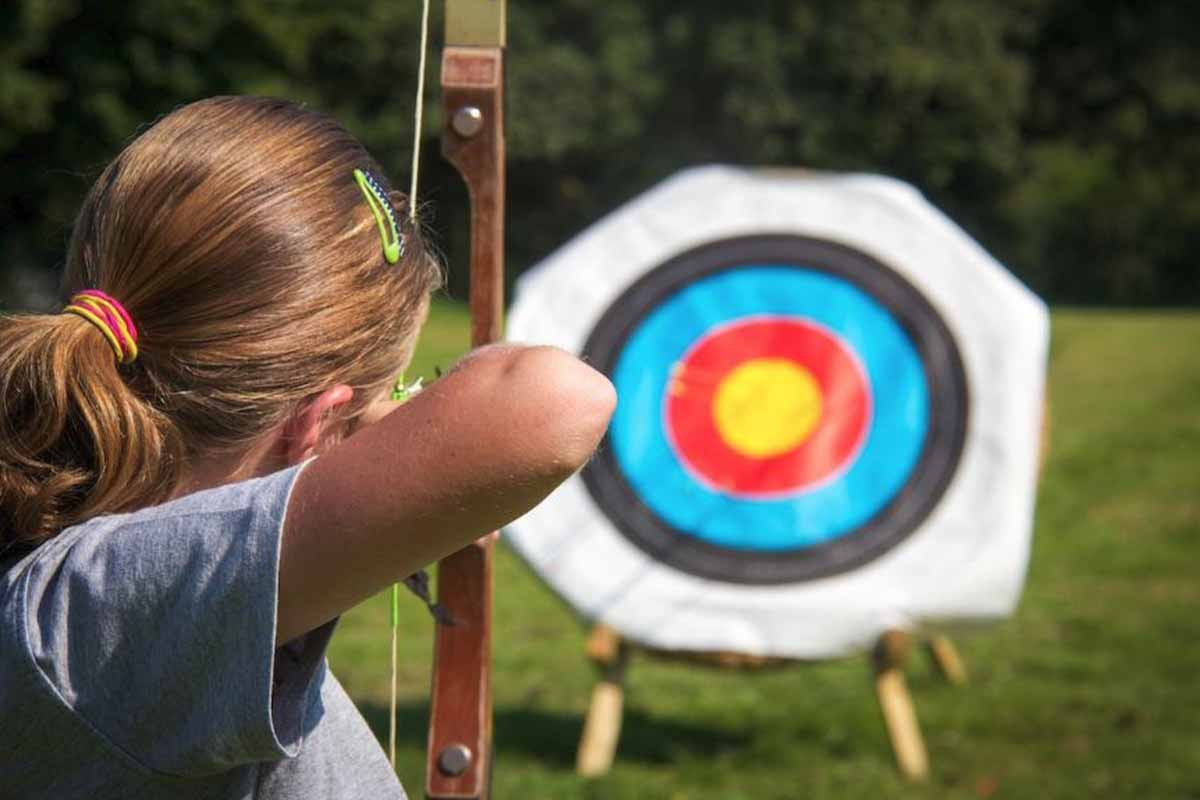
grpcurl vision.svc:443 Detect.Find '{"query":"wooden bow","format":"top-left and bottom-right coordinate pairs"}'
top-left (425, 2), bottom-right (505, 798)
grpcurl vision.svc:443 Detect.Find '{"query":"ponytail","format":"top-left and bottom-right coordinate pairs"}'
top-left (0, 314), bottom-right (183, 549)
top-left (1, 96), bottom-right (439, 552)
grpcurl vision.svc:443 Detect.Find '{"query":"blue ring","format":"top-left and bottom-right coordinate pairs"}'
top-left (608, 266), bottom-right (929, 552)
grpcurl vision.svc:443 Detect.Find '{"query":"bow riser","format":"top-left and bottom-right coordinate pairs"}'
top-left (425, 19), bottom-right (505, 800)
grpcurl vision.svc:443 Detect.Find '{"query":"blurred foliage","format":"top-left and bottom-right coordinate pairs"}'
top-left (1, 0), bottom-right (1197, 308)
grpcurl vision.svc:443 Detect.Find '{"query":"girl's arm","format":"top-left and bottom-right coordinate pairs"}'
top-left (275, 344), bottom-right (615, 643)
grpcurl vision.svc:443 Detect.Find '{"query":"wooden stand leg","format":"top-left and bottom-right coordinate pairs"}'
top-left (926, 635), bottom-right (968, 686)
top-left (577, 678), bottom-right (625, 777)
top-left (577, 625), bottom-right (629, 777)
top-left (873, 631), bottom-right (929, 781)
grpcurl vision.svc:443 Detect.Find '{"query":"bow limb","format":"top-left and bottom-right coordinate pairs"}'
top-left (426, 2), bottom-right (506, 798)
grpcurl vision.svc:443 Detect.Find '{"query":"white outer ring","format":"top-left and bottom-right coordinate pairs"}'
top-left (505, 166), bottom-right (1049, 659)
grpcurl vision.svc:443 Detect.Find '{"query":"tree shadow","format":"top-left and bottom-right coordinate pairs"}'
top-left (357, 700), bottom-right (752, 768)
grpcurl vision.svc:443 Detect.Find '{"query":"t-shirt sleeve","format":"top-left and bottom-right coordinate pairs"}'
top-left (13, 462), bottom-right (331, 778)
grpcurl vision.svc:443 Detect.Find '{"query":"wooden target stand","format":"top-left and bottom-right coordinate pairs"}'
top-left (574, 408), bottom-right (1049, 782)
top-left (575, 624), bottom-right (968, 781)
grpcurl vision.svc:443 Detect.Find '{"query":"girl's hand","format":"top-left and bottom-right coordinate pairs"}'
top-left (358, 396), bottom-right (403, 429)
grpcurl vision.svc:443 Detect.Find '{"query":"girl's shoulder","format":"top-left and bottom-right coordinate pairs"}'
top-left (4, 461), bottom-right (308, 602)
top-left (0, 462), bottom-right (323, 781)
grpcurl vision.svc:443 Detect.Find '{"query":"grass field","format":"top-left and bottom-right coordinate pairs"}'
top-left (328, 301), bottom-right (1200, 799)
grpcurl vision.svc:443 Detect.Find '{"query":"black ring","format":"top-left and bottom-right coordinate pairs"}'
top-left (581, 235), bottom-right (969, 584)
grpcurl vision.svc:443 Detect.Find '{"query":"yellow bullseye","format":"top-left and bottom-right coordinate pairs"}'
top-left (713, 358), bottom-right (823, 458)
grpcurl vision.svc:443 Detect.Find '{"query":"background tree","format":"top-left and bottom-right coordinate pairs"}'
top-left (2, 0), bottom-right (1196, 309)
top-left (1010, 0), bottom-right (1200, 303)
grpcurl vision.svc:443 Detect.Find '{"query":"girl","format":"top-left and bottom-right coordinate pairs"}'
top-left (0, 96), bottom-right (615, 799)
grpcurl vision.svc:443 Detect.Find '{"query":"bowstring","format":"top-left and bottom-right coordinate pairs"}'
top-left (392, 0), bottom-right (433, 772)
top-left (409, 0), bottom-right (432, 222)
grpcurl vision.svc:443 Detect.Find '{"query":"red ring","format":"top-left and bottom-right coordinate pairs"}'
top-left (665, 317), bottom-right (871, 497)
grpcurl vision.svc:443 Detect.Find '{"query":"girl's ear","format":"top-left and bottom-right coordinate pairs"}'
top-left (282, 384), bottom-right (355, 465)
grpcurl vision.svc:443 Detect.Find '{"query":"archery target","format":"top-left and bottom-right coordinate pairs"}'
top-left (506, 167), bottom-right (1049, 659)
top-left (583, 235), bottom-right (968, 584)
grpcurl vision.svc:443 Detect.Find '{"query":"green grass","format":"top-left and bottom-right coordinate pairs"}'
top-left (328, 305), bottom-right (1200, 799)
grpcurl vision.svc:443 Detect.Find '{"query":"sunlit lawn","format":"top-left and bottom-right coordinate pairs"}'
top-left (329, 302), bottom-right (1200, 799)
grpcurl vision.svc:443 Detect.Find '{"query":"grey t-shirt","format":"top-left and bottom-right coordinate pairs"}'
top-left (0, 465), bottom-right (406, 799)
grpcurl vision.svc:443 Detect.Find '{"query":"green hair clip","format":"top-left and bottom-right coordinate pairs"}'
top-left (354, 168), bottom-right (403, 264)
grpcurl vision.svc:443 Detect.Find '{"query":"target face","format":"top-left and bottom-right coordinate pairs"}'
top-left (582, 236), bottom-right (968, 584)
top-left (667, 315), bottom-right (871, 497)
top-left (505, 167), bottom-right (1049, 659)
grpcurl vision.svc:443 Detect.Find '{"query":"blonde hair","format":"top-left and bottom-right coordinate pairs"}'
top-left (0, 96), bottom-right (441, 550)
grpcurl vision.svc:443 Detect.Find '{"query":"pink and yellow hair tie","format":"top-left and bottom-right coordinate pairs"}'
top-left (62, 290), bottom-right (140, 365)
